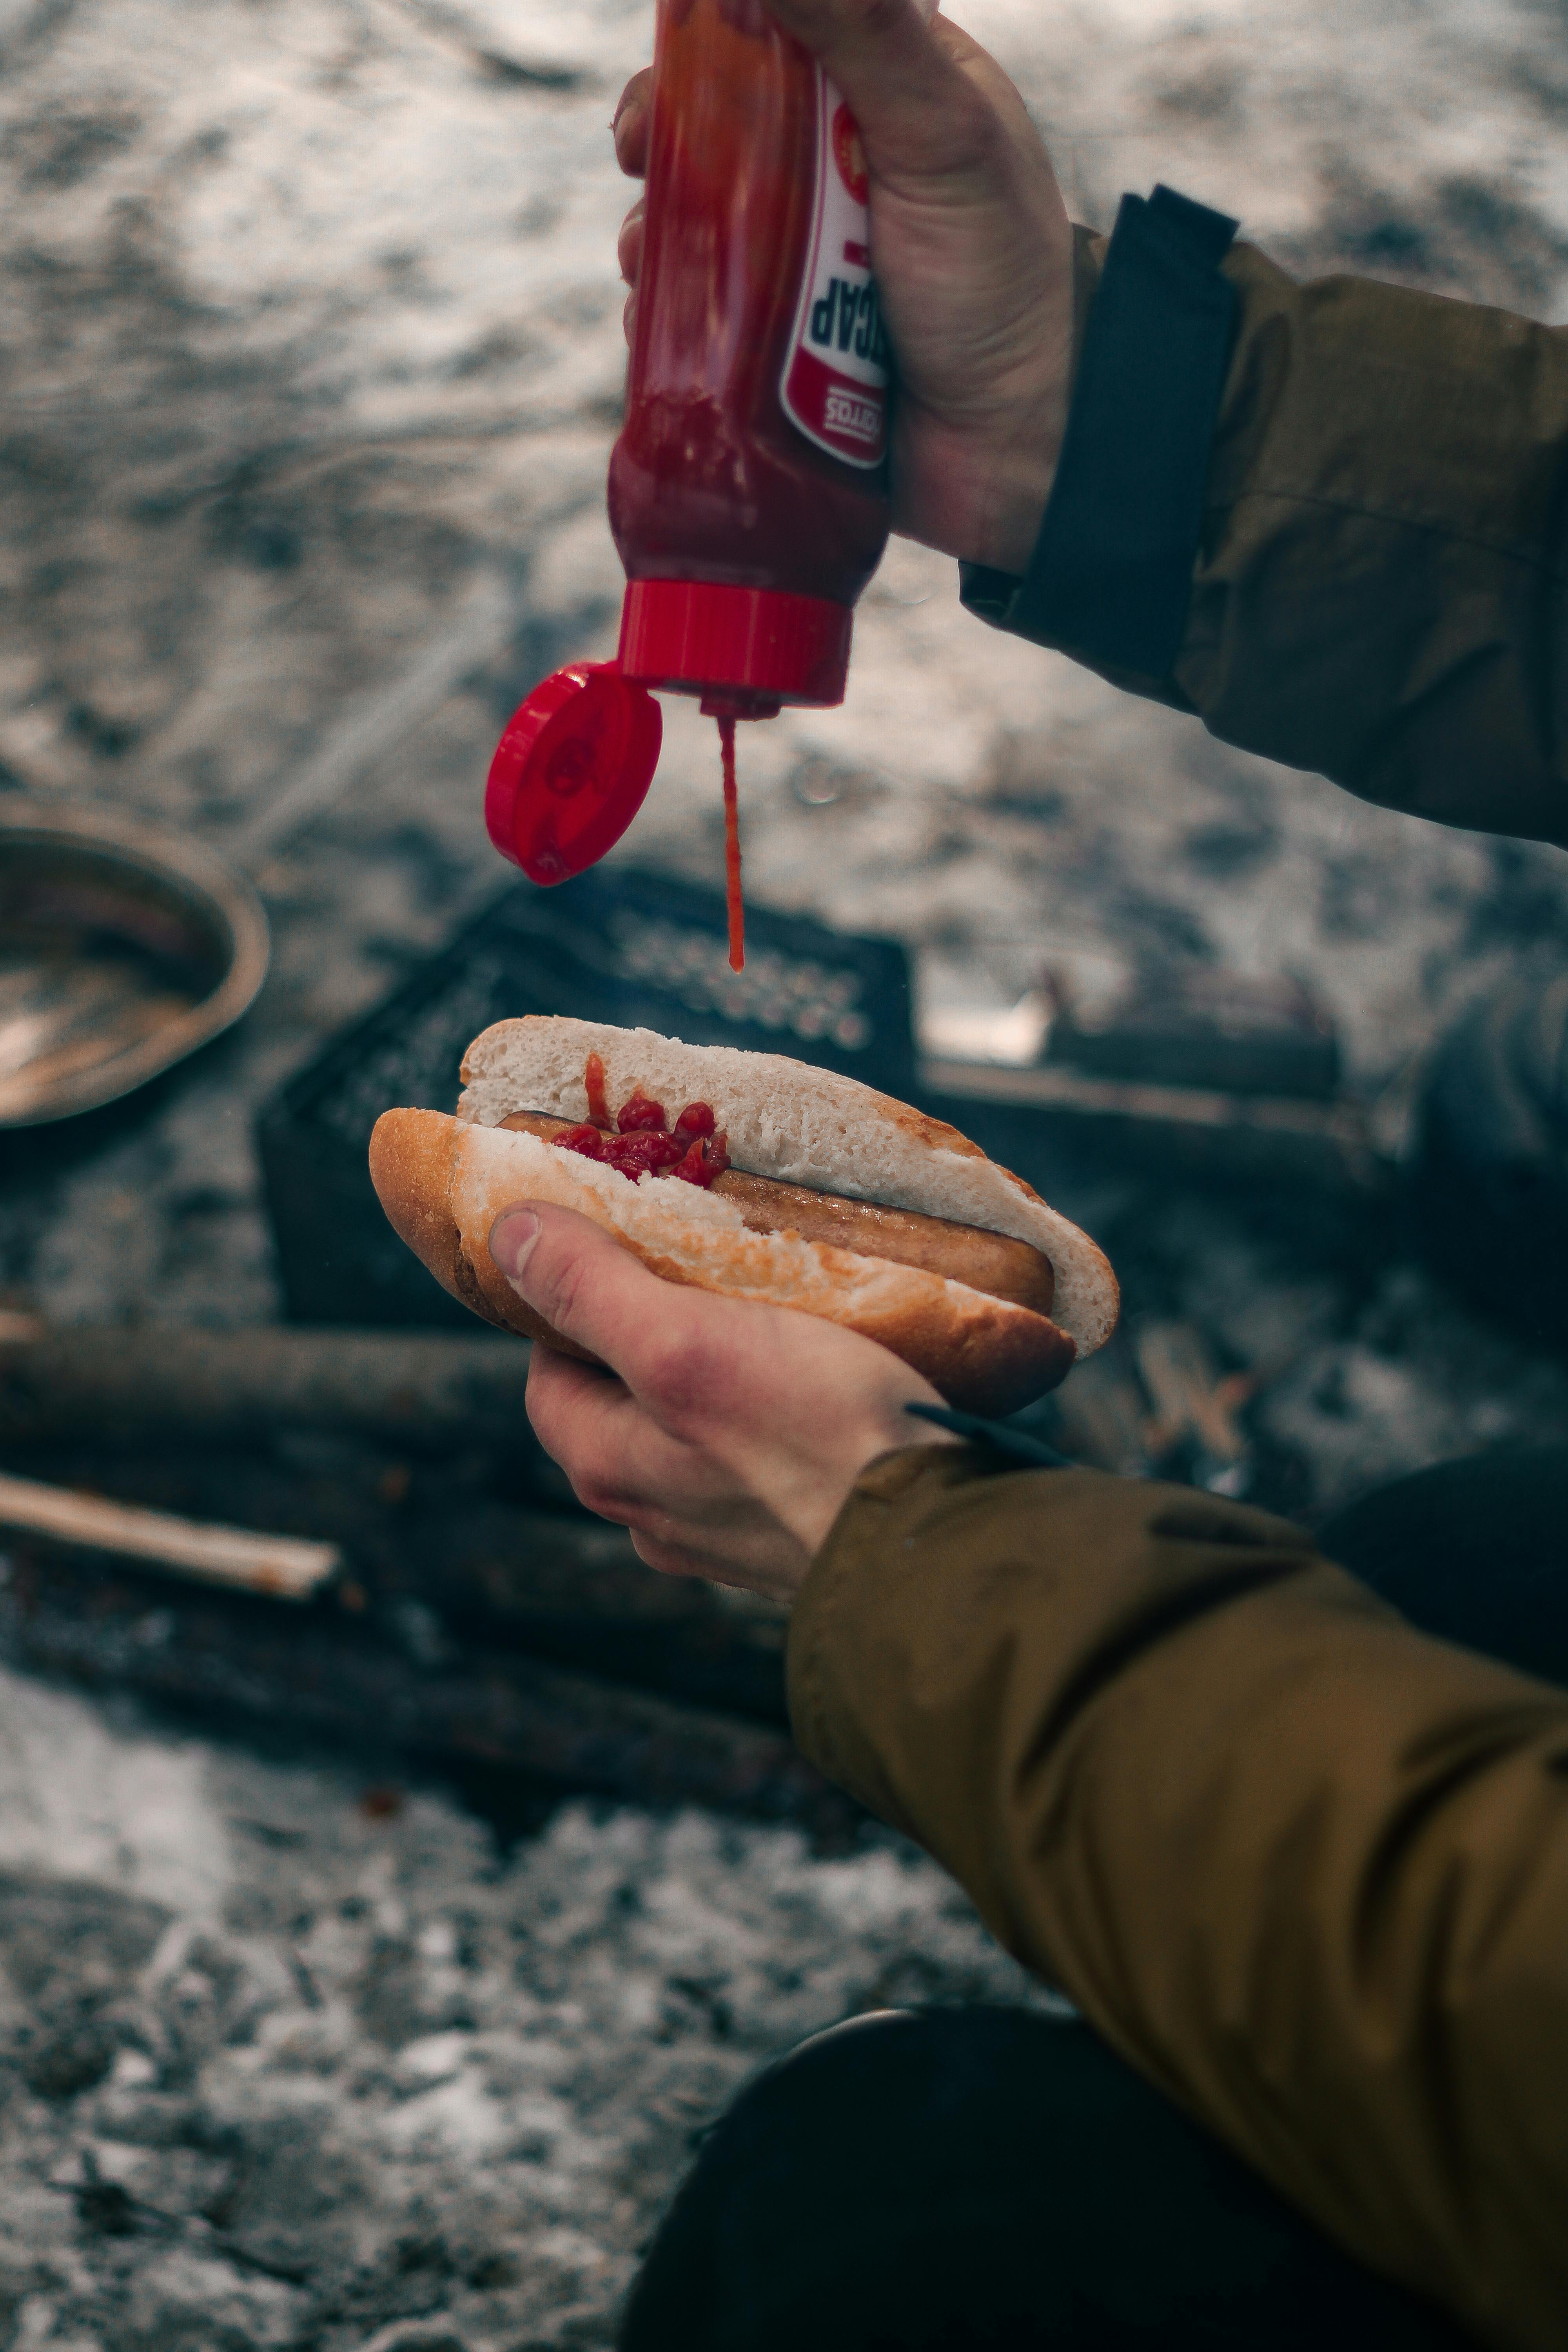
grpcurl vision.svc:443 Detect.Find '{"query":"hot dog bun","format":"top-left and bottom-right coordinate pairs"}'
top-left (369, 1014), bottom-right (1118, 1416)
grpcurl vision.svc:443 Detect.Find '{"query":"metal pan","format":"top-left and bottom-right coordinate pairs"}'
top-left (0, 797), bottom-right (270, 1126)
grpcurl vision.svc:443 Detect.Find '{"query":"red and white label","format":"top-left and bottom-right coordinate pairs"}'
top-left (779, 71), bottom-right (887, 470)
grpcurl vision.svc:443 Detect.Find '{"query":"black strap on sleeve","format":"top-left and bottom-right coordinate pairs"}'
top-left (904, 1400), bottom-right (1073, 1469)
top-left (959, 184), bottom-right (1239, 679)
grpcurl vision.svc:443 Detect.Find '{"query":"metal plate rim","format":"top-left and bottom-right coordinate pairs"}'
top-left (0, 795), bottom-right (271, 1127)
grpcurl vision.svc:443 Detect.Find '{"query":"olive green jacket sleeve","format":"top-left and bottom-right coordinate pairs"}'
top-left (788, 1448), bottom-right (1568, 2352)
top-left (969, 234), bottom-right (1568, 848)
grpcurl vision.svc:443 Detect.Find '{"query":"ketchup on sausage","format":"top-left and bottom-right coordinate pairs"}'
top-left (553, 1106), bottom-right (731, 1189)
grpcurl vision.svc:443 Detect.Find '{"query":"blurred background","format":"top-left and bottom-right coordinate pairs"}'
top-left (2, 0), bottom-right (1568, 2340)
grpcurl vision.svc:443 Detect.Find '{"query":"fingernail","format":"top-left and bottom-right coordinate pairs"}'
top-left (612, 90), bottom-right (640, 133)
top-left (489, 1209), bottom-right (541, 1282)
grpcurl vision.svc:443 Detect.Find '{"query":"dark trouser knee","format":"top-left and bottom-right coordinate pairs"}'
top-left (1317, 1445), bottom-right (1568, 1686)
top-left (619, 2005), bottom-right (1468, 2352)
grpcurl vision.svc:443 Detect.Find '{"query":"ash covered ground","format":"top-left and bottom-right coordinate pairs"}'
top-left (0, 1668), bottom-right (1046, 2350)
top-left (3, 0), bottom-right (1568, 2340)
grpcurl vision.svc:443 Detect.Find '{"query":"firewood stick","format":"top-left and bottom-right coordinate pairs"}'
top-left (8, 1439), bottom-right (792, 1724)
top-left (0, 1472), bottom-right (341, 1601)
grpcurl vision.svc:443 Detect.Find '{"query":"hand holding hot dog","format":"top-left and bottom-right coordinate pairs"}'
top-left (613, 0), bottom-right (1074, 576)
top-left (492, 1203), bottom-right (955, 1602)
top-left (368, 1017), bottom-right (1115, 1584)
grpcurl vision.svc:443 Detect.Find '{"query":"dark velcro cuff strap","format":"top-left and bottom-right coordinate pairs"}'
top-left (904, 1401), bottom-right (1072, 1469)
top-left (962, 184), bottom-right (1238, 679)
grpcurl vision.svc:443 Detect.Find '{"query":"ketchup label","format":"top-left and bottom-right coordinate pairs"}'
top-left (779, 73), bottom-right (887, 470)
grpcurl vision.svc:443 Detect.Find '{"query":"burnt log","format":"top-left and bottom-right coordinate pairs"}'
top-left (0, 1323), bottom-right (543, 1461)
top-left (7, 1437), bottom-right (791, 1724)
top-left (0, 1545), bottom-right (849, 1838)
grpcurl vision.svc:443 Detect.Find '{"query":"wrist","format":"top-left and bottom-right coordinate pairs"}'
top-left (965, 426), bottom-right (1060, 575)
top-left (895, 399), bottom-right (1061, 577)
top-left (782, 1410), bottom-right (960, 1563)
top-left (927, 301), bottom-right (1076, 573)
top-left (953, 231), bottom-right (1095, 575)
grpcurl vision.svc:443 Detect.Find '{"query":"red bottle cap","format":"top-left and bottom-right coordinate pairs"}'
top-left (620, 580), bottom-right (852, 715)
top-left (484, 661), bottom-right (662, 886)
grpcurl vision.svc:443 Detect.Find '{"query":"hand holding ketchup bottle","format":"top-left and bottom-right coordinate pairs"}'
top-left (484, 0), bottom-right (933, 970)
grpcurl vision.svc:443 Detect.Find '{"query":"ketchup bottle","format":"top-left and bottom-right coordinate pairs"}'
top-left (484, 0), bottom-right (920, 967)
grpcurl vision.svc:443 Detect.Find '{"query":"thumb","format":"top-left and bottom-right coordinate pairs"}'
top-left (489, 1201), bottom-right (675, 1381)
top-left (763, 0), bottom-right (991, 185)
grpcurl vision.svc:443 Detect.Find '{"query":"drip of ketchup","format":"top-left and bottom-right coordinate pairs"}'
top-left (483, 0), bottom-right (911, 965)
top-left (584, 1050), bottom-right (612, 1129)
top-left (718, 716), bottom-right (744, 972)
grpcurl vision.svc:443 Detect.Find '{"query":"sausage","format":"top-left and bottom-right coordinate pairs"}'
top-left (495, 1109), bottom-right (1056, 1317)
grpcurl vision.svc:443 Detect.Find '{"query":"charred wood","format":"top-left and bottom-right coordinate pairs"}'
top-left (5, 1434), bottom-right (791, 1724)
top-left (0, 1544), bottom-right (848, 1837)
top-left (0, 1322), bottom-right (545, 1462)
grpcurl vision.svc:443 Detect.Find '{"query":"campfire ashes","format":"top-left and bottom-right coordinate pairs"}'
top-left (0, 1664), bottom-right (1048, 2348)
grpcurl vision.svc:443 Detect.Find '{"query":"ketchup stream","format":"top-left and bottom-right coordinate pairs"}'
top-left (719, 717), bottom-right (744, 971)
top-left (584, 1050), bottom-right (612, 1129)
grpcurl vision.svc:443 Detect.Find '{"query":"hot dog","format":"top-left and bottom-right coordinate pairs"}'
top-left (491, 1107), bottom-right (1062, 1319)
top-left (369, 1016), bottom-right (1118, 1415)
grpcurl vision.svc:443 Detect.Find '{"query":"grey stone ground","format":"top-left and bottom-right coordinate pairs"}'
top-left (3, 0), bottom-right (1568, 2341)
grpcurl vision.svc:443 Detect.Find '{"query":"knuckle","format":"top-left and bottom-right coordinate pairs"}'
top-left (523, 1369), bottom-right (567, 1456)
top-left (613, 67), bottom-right (650, 122)
top-left (631, 1528), bottom-right (700, 1581)
top-left (570, 1457), bottom-right (632, 1522)
top-left (540, 1250), bottom-right (592, 1338)
top-left (973, 102), bottom-right (1031, 193)
top-left (783, 0), bottom-right (903, 49)
top-left (641, 1321), bottom-right (716, 1429)
top-left (576, 1476), bottom-right (627, 1523)
top-left (922, 78), bottom-right (1004, 181)
top-left (849, 0), bottom-right (912, 44)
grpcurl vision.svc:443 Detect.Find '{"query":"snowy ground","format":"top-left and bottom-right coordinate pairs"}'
top-left (4, 0), bottom-right (1568, 2339)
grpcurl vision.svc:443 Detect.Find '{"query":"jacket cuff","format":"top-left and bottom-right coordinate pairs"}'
top-left (960, 186), bottom-right (1238, 679)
